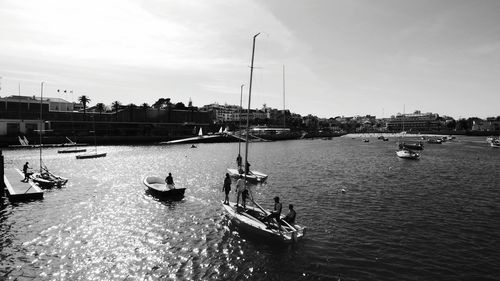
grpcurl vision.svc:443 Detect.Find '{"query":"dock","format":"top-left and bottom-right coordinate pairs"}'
top-left (3, 168), bottom-right (43, 202)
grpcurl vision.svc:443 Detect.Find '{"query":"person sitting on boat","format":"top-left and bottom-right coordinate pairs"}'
top-left (165, 173), bottom-right (175, 189)
top-left (22, 162), bottom-right (31, 182)
top-left (266, 196), bottom-right (283, 230)
top-left (222, 173), bottom-right (231, 205)
top-left (242, 188), bottom-right (249, 210)
top-left (235, 175), bottom-right (246, 207)
top-left (283, 204), bottom-right (296, 225)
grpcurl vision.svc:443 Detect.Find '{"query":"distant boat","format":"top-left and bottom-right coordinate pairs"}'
top-left (58, 148), bottom-right (87, 154)
top-left (396, 149), bottom-right (420, 160)
top-left (491, 139), bottom-right (500, 148)
top-left (226, 39), bottom-right (268, 184)
top-left (76, 120), bottom-right (107, 159)
top-left (399, 141), bottom-right (424, 151)
top-left (76, 152), bottom-right (107, 159)
top-left (159, 127), bottom-right (222, 145)
top-left (142, 176), bottom-right (186, 199)
top-left (427, 138), bottom-right (442, 144)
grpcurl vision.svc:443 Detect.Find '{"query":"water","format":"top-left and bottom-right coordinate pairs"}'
top-left (1, 137), bottom-right (499, 280)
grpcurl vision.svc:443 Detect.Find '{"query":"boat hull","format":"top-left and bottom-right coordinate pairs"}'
top-left (76, 153), bottom-right (107, 159)
top-left (222, 201), bottom-right (305, 243)
top-left (396, 149), bottom-right (420, 159)
top-left (30, 172), bottom-right (68, 189)
top-left (58, 148), bottom-right (87, 153)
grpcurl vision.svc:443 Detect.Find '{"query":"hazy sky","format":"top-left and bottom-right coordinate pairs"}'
top-left (1, 0), bottom-right (499, 119)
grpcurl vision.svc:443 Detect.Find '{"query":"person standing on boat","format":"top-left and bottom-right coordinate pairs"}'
top-left (222, 173), bottom-right (231, 205)
top-left (235, 175), bottom-right (246, 207)
top-left (245, 161), bottom-right (251, 175)
top-left (266, 196), bottom-right (283, 230)
top-left (22, 162), bottom-right (31, 182)
top-left (236, 154), bottom-right (242, 169)
top-left (165, 173), bottom-right (175, 189)
top-left (284, 204), bottom-right (296, 225)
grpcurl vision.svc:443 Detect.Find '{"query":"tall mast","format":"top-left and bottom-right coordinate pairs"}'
top-left (39, 82), bottom-right (44, 172)
top-left (238, 84), bottom-right (244, 159)
top-left (282, 65), bottom-right (286, 128)
top-left (244, 32), bottom-right (260, 175)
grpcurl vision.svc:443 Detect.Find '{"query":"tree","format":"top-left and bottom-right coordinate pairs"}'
top-left (175, 102), bottom-right (186, 109)
top-left (112, 101), bottom-right (121, 121)
top-left (95, 103), bottom-right (106, 116)
top-left (128, 103), bottom-right (137, 121)
top-left (78, 95), bottom-right (91, 119)
top-left (141, 103), bottom-right (149, 121)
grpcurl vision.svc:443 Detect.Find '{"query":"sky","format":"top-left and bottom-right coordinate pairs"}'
top-left (1, 0), bottom-right (499, 119)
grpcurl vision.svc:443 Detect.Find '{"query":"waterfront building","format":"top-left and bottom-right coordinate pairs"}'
top-left (385, 110), bottom-right (443, 132)
top-left (0, 95), bottom-right (210, 145)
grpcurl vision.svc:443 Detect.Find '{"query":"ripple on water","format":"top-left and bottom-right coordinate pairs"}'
top-left (1, 139), bottom-right (500, 280)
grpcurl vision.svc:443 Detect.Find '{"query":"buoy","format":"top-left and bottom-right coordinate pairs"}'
top-left (341, 188), bottom-right (346, 193)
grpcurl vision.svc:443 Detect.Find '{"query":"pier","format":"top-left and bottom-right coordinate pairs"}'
top-left (2, 164), bottom-right (43, 202)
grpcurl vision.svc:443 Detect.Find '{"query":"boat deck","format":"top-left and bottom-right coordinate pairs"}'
top-left (4, 168), bottom-right (43, 202)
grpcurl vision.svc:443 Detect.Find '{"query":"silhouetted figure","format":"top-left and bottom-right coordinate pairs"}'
top-left (236, 154), bottom-right (242, 168)
top-left (284, 204), bottom-right (296, 225)
top-left (222, 173), bottom-right (231, 205)
top-left (22, 162), bottom-right (31, 182)
top-left (266, 196), bottom-right (283, 230)
top-left (165, 173), bottom-right (175, 189)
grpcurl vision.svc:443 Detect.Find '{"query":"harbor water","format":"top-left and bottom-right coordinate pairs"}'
top-left (1, 136), bottom-right (499, 280)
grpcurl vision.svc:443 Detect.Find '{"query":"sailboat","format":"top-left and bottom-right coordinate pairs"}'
top-left (30, 82), bottom-right (69, 189)
top-left (396, 107), bottom-right (420, 159)
top-left (222, 33), bottom-right (304, 243)
top-left (76, 118), bottom-right (107, 159)
top-left (226, 72), bottom-right (268, 183)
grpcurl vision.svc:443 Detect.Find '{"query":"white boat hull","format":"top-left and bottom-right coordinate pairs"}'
top-left (222, 201), bottom-right (305, 243)
top-left (227, 168), bottom-right (268, 183)
top-left (396, 149), bottom-right (420, 159)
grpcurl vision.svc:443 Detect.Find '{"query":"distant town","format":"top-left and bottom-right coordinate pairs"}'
top-left (1, 94), bottom-right (499, 146)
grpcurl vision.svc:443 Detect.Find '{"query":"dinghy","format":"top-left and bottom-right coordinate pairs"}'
top-left (142, 176), bottom-right (186, 199)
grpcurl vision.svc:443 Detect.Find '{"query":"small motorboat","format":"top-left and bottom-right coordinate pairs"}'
top-left (396, 149), bottom-right (420, 160)
top-left (142, 176), bottom-right (186, 199)
top-left (222, 201), bottom-right (306, 244)
top-left (76, 152), bottom-right (107, 159)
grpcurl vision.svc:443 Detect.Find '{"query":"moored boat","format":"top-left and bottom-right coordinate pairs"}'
top-left (227, 168), bottom-right (268, 184)
top-left (491, 139), bottom-right (500, 148)
top-left (222, 201), bottom-right (306, 243)
top-left (427, 138), bottom-right (442, 144)
top-left (58, 148), bottom-right (87, 153)
top-left (30, 169), bottom-right (68, 189)
top-left (76, 152), bottom-right (107, 159)
top-left (399, 141), bottom-right (424, 150)
top-left (142, 176), bottom-right (186, 199)
top-left (396, 149), bottom-right (420, 159)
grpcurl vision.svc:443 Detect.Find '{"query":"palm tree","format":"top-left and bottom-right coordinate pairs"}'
top-left (95, 103), bottom-right (106, 115)
top-left (128, 103), bottom-right (137, 121)
top-left (111, 101), bottom-right (121, 121)
top-left (78, 95), bottom-right (91, 120)
top-left (141, 103), bottom-right (149, 121)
